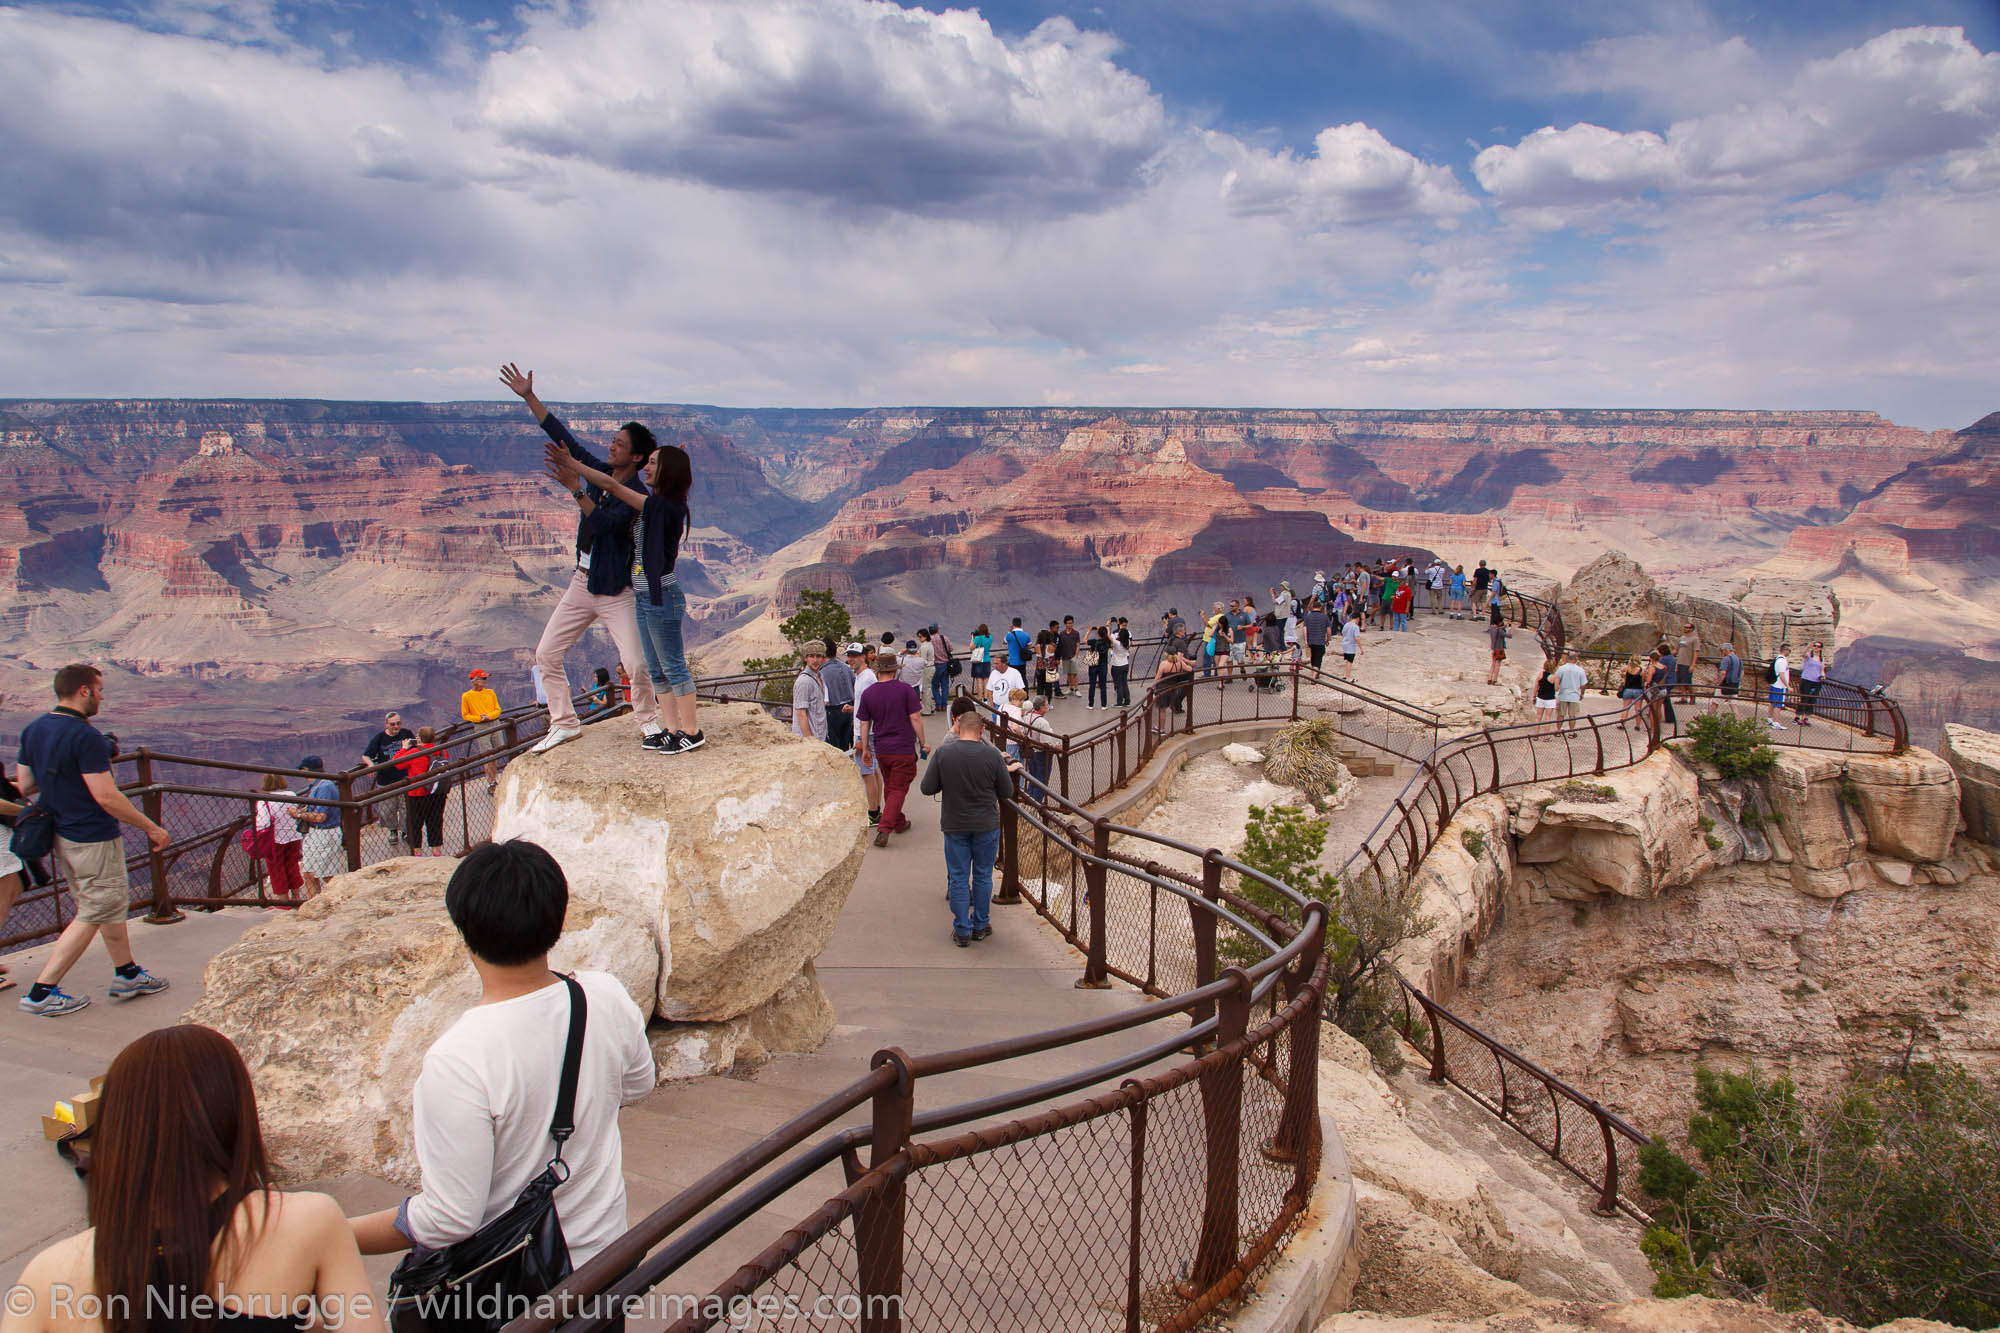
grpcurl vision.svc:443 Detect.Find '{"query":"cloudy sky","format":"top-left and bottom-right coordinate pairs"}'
top-left (4, 0), bottom-right (1997, 427)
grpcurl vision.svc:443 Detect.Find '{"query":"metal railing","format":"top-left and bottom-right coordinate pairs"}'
top-left (1393, 977), bottom-right (1650, 1219)
top-left (2, 688), bottom-right (615, 951)
top-left (511, 786), bottom-right (1331, 1333)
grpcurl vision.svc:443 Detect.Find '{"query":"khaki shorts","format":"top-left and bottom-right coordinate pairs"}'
top-left (1557, 700), bottom-right (1583, 721)
top-left (57, 835), bottom-right (131, 925)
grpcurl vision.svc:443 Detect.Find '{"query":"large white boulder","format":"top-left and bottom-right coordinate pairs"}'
top-left (495, 702), bottom-right (869, 1021)
top-left (182, 857), bottom-right (657, 1187)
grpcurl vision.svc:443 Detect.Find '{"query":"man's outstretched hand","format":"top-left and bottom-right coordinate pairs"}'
top-left (544, 442), bottom-right (581, 492)
top-left (499, 362), bottom-right (534, 399)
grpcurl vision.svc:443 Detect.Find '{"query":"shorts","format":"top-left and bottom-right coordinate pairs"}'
top-left (300, 826), bottom-right (346, 878)
top-left (56, 835), bottom-right (130, 925)
top-left (1557, 700), bottom-right (1582, 720)
top-left (1342, 652), bottom-right (1356, 663)
top-left (1535, 700), bottom-right (1558, 713)
top-left (1229, 643), bottom-right (1248, 663)
top-left (470, 730), bottom-right (502, 754)
top-left (1675, 665), bottom-right (1692, 684)
top-left (1719, 681), bottom-right (1740, 697)
top-left (853, 749), bottom-right (878, 777)
top-left (0, 843), bottom-right (21, 879)
top-left (1619, 688), bottom-right (1642, 700)
top-left (1768, 687), bottom-right (1786, 707)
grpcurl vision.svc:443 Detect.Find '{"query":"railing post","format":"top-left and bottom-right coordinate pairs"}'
top-left (1125, 1089), bottom-right (1148, 1333)
top-left (1267, 903), bottom-right (1325, 1171)
top-left (1592, 713), bottom-right (1606, 775)
top-left (1077, 817), bottom-right (1111, 990)
top-left (1188, 967), bottom-right (1251, 1293)
top-left (1423, 989), bottom-right (1448, 1083)
top-left (1595, 1112), bottom-right (1620, 1216)
top-left (1190, 851), bottom-right (1223, 1050)
top-left (136, 752), bottom-right (181, 924)
top-left (997, 779), bottom-right (1021, 904)
top-left (1058, 739), bottom-right (1071, 802)
top-left (856, 1049), bottom-right (914, 1333)
top-left (337, 772), bottom-right (363, 872)
top-left (1289, 664), bottom-right (1301, 722)
top-left (1485, 729), bottom-right (1500, 790)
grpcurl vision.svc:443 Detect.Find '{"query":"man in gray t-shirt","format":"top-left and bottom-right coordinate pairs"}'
top-left (792, 645), bottom-right (829, 743)
top-left (920, 698), bottom-right (1021, 945)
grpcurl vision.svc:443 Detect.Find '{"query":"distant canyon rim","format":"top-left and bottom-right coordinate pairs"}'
top-left (1, 400), bottom-right (1995, 764)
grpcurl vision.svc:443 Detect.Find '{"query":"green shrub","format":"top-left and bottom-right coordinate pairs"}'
top-left (1705, 834), bottom-right (1724, 851)
top-left (1687, 712), bottom-right (1778, 781)
top-left (1226, 804), bottom-right (1430, 1070)
top-left (1553, 779), bottom-right (1619, 803)
top-left (1641, 1060), bottom-right (2000, 1327)
top-left (1697, 814), bottom-right (1716, 832)
top-left (777, 587), bottom-right (853, 654)
top-left (1460, 827), bottom-right (1487, 859)
top-left (1839, 778), bottom-right (1864, 809)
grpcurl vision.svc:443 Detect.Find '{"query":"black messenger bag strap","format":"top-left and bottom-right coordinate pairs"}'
top-left (549, 973), bottom-right (587, 1167)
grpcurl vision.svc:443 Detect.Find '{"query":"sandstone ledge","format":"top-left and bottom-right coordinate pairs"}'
top-left (1945, 722), bottom-right (2000, 847)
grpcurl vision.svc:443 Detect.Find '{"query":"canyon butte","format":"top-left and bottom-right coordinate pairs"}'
top-left (1, 399), bottom-right (1995, 762)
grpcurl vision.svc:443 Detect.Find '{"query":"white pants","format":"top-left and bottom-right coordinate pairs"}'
top-left (535, 571), bottom-right (660, 731)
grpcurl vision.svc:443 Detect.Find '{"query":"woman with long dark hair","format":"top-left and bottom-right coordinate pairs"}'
top-left (549, 440), bottom-right (704, 754)
top-left (1, 1026), bottom-right (381, 1333)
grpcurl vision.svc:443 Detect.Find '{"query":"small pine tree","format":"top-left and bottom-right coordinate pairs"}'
top-left (778, 588), bottom-right (854, 655)
top-left (1686, 712), bottom-right (1777, 781)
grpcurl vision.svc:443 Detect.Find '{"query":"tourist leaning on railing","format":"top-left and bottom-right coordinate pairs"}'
top-left (0, 1025), bottom-right (384, 1333)
top-left (295, 756), bottom-right (342, 898)
top-left (253, 773), bottom-right (305, 899)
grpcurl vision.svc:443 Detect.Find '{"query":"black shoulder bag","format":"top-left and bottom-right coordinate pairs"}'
top-left (387, 975), bottom-right (588, 1333)
top-left (9, 799), bottom-right (55, 864)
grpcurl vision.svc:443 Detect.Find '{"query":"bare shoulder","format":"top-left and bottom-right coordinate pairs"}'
top-left (13, 1231), bottom-right (95, 1320)
top-left (252, 1189), bottom-right (349, 1247)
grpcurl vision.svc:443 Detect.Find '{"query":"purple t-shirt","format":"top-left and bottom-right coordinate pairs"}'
top-left (856, 679), bottom-right (924, 755)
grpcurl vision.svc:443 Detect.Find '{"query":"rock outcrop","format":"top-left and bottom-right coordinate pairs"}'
top-left (493, 702), bottom-right (868, 1023)
top-left (1944, 723), bottom-right (2000, 846)
top-left (1438, 744), bottom-right (1999, 1136)
top-left (181, 704), bottom-right (866, 1182)
top-left (1556, 551), bottom-right (1839, 661)
top-left (181, 857), bottom-right (658, 1187)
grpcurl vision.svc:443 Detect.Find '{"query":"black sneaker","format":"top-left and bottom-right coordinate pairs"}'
top-left (970, 926), bottom-right (993, 942)
top-left (641, 730), bottom-right (672, 753)
top-left (675, 729), bottom-right (707, 752)
top-left (953, 933), bottom-right (971, 948)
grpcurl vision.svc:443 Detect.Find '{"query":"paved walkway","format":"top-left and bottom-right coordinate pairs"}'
top-left (0, 709), bottom-right (1157, 1301)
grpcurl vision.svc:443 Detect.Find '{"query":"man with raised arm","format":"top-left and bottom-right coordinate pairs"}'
top-left (499, 363), bottom-right (665, 754)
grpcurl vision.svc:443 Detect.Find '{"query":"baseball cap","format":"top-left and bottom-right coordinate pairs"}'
top-left (299, 755), bottom-right (324, 771)
top-left (468, 668), bottom-right (488, 679)
top-left (845, 642), bottom-right (865, 656)
top-left (905, 639), bottom-right (918, 651)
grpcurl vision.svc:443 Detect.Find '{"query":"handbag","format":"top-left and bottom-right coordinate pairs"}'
top-left (387, 975), bottom-right (588, 1333)
top-left (10, 800), bottom-right (55, 864)
top-left (946, 658), bottom-right (963, 678)
top-left (239, 811), bottom-right (279, 861)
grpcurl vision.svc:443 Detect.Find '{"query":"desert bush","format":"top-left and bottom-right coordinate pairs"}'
top-left (1686, 712), bottom-right (1777, 781)
top-left (1640, 1060), bottom-right (2000, 1328)
top-left (1460, 827), bottom-right (1487, 859)
top-left (1224, 804), bottom-right (1430, 1070)
top-left (1553, 779), bottom-right (1618, 803)
top-left (1265, 717), bottom-right (1345, 804)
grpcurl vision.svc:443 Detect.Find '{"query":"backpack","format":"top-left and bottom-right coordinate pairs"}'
top-left (1765, 660), bottom-right (1779, 684)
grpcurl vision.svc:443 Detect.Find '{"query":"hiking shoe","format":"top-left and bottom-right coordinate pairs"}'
top-left (873, 828), bottom-right (890, 847)
top-left (530, 726), bottom-right (583, 754)
top-left (953, 933), bottom-right (971, 948)
top-left (971, 926), bottom-right (993, 942)
top-left (640, 729), bottom-right (672, 753)
top-left (108, 969), bottom-right (169, 1001)
top-left (21, 986), bottom-right (91, 1016)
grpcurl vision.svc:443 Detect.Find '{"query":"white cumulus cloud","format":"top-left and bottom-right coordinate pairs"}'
top-left (478, 0), bottom-right (1170, 219)
top-left (1214, 123), bottom-right (1474, 224)
top-left (1477, 26), bottom-right (2000, 208)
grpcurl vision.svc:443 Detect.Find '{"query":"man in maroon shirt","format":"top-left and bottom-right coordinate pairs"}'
top-left (856, 651), bottom-right (928, 848)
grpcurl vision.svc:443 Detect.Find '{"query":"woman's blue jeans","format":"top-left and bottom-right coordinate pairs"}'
top-left (634, 582), bottom-right (695, 695)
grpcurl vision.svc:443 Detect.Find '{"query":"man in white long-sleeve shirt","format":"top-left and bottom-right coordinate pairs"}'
top-left (350, 839), bottom-right (655, 1267)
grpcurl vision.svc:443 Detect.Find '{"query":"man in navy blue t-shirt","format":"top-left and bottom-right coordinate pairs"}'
top-left (16, 664), bottom-right (171, 1017)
